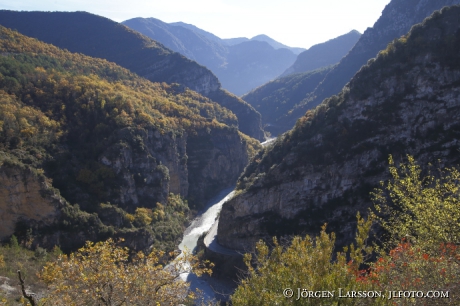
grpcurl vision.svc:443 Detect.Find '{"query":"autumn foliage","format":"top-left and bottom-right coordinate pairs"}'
top-left (38, 239), bottom-right (213, 306)
top-left (232, 156), bottom-right (460, 305)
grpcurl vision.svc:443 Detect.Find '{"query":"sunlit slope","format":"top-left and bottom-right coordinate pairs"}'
top-left (0, 26), bottom-right (260, 252)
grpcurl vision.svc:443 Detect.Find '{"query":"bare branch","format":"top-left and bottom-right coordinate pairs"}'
top-left (18, 270), bottom-right (36, 306)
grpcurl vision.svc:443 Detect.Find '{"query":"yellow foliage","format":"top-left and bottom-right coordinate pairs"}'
top-left (39, 238), bottom-right (213, 306)
top-left (125, 213), bottom-right (135, 223)
top-left (134, 207), bottom-right (153, 225)
top-left (232, 214), bottom-right (379, 306)
top-left (373, 155), bottom-right (460, 252)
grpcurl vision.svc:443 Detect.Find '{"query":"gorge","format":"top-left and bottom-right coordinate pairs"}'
top-left (1, 1), bottom-right (460, 304)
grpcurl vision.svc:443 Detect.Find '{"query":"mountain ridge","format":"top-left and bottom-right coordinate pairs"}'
top-left (281, 30), bottom-right (361, 76)
top-left (0, 10), bottom-right (265, 140)
top-left (122, 17), bottom-right (299, 95)
top-left (217, 4), bottom-right (460, 252)
top-left (269, 0), bottom-right (460, 135)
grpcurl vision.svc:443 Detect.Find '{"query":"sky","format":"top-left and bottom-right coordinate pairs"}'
top-left (0, 0), bottom-right (391, 49)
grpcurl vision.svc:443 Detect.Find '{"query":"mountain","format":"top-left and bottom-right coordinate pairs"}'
top-left (0, 10), bottom-right (264, 140)
top-left (241, 31), bottom-right (361, 135)
top-left (216, 40), bottom-right (297, 96)
top-left (168, 23), bottom-right (306, 54)
top-left (122, 17), bottom-right (228, 74)
top-left (222, 37), bottom-right (250, 46)
top-left (242, 66), bottom-right (333, 134)
top-left (248, 34), bottom-right (305, 54)
top-left (170, 21), bottom-right (223, 44)
top-left (268, 0), bottom-right (460, 135)
top-left (122, 17), bottom-right (299, 96)
top-left (217, 5), bottom-right (460, 251)
top-left (281, 30), bottom-right (361, 76)
top-left (0, 25), bottom-right (261, 253)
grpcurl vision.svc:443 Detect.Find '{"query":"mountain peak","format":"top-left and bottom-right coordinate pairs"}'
top-left (249, 34), bottom-right (306, 54)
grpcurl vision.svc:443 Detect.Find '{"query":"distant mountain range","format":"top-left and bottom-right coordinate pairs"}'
top-left (242, 30), bottom-right (362, 134)
top-left (224, 34), bottom-right (306, 54)
top-left (122, 17), bottom-right (303, 95)
top-left (281, 30), bottom-right (361, 76)
top-left (0, 10), bottom-right (265, 140)
top-left (167, 22), bottom-right (306, 54)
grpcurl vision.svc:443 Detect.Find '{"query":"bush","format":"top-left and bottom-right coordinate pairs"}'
top-left (373, 155), bottom-right (460, 252)
top-left (232, 156), bottom-right (460, 305)
top-left (231, 214), bottom-right (379, 306)
top-left (39, 238), bottom-right (213, 305)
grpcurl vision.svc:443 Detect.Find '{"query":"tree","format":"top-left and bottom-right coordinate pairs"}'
top-left (39, 239), bottom-right (213, 306)
top-left (231, 214), bottom-right (382, 306)
top-left (373, 155), bottom-right (460, 252)
top-left (370, 155), bottom-right (460, 304)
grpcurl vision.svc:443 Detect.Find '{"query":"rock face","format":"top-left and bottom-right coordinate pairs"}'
top-left (217, 6), bottom-right (460, 252)
top-left (96, 127), bottom-right (187, 211)
top-left (0, 165), bottom-right (62, 240)
top-left (96, 126), bottom-right (250, 210)
top-left (0, 10), bottom-right (264, 140)
top-left (272, 0), bottom-right (460, 135)
top-left (186, 128), bottom-right (250, 206)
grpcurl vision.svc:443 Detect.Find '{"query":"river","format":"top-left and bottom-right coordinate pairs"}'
top-left (177, 187), bottom-right (235, 303)
top-left (176, 138), bottom-right (275, 302)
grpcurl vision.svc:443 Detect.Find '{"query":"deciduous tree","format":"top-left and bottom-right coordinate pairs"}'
top-left (39, 238), bottom-right (212, 306)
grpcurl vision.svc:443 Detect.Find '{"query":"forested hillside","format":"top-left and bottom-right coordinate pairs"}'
top-left (242, 66), bottom-right (333, 134)
top-left (0, 10), bottom-right (265, 140)
top-left (0, 26), bottom-right (259, 254)
top-left (238, 31), bottom-right (362, 135)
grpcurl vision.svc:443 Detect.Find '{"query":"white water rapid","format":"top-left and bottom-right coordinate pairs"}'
top-left (177, 187), bottom-right (235, 302)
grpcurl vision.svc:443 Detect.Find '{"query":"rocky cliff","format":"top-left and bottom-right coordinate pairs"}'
top-left (217, 6), bottom-right (460, 251)
top-left (93, 125), bottom-right (251, 211)
top-left (0, 164), bottom-right (62, 241)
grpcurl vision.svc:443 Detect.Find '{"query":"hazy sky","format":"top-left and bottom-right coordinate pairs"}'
top-left (0, 0), bottom-right (391, 49)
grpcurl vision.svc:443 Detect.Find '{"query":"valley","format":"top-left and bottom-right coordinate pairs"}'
top-left (1, 1), bottom-right (460, 305)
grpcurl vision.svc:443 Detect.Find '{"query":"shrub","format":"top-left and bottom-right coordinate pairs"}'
top-left (39, 238), bottom-right (213, 305)
top-left (231, 214), bottom-right (380, 306)
top-left (373, 155), bottom-right (460, 252)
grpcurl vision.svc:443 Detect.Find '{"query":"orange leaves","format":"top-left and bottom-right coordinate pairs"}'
top-left (366, 239), bottom-right (460, 297)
